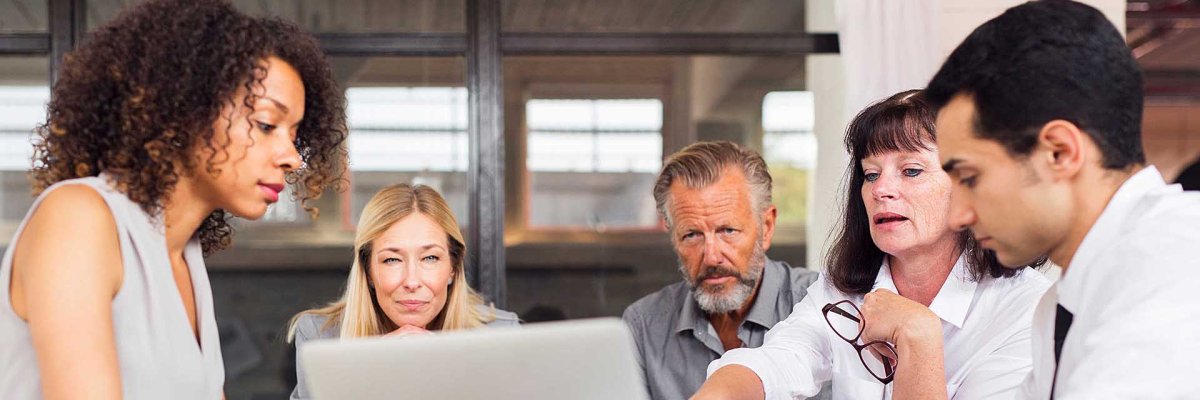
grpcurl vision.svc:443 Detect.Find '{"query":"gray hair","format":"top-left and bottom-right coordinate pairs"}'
top-left (652, 141), bottom-right (773, 229)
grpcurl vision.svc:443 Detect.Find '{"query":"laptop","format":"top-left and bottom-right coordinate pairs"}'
top-left (300, 317), bottom-right (650, 400)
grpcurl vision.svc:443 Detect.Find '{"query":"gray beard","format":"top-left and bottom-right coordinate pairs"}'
top-left (679, 238), bottom-right (767, 314)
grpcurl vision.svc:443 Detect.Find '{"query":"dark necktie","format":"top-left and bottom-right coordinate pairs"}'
top-left (1050, 304), bottom-right (1074, 399)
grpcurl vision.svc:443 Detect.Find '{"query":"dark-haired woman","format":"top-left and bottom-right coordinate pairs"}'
top-left (0, 0), bottom-right (346, 398)
top-left (694, 90), bottom-right (1049, 400)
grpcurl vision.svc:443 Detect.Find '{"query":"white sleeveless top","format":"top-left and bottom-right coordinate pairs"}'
top-left (0, 176), bottom-right (225, 399)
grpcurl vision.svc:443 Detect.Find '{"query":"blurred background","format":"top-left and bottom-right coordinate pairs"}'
top-left (1, 0), bottom-right (1198, 398)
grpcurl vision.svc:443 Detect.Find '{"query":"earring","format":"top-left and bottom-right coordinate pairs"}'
top-left (448, 277), bottom-right (454, 286)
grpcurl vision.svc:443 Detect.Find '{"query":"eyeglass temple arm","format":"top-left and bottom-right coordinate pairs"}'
top-left (822, 303), bottom-right (862, 323)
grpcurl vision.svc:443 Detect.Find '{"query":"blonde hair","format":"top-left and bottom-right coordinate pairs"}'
top-left (287, 183), bottom-right (493, 341)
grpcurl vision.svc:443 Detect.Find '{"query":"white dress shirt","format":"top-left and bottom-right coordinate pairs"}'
top-left (710, 254), bottom-right (1050, 400)
top-left (1019, 166), bottom-right (1200, 399)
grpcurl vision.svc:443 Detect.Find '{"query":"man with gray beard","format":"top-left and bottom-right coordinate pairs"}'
top-left (622, 141), bottom-right (825, 400)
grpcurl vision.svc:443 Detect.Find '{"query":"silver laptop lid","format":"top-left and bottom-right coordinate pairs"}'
top-left (301, 317), bottom-right (649, 400)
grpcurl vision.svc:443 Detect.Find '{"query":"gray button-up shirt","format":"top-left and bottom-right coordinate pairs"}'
top-left (622, 258), bottom-right (829, 400)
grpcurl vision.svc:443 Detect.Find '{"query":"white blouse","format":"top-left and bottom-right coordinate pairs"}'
top-left (709, 255), bottom-right (1050, 400)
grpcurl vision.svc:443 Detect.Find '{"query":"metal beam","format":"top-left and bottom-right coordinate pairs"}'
top-left (313, 32), bottom-right (841, 57)
top-left (0, 33), bottom-right (50, 55)
top-left (465, 0), bottom-right (506, 307)
top-left (500, 32), bottom-right (840, 56)
top-left (316, 33), bottom-right (466, 56)
top-left (49, 0), bottom-right (84, 85)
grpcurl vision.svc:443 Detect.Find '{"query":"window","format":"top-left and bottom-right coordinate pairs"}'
top-left (525, 98), bottom-right (662, 230)
top-left (346, 86), bottom-right (470, 226)
top-left (762, 91), bottom-right (816, 226)
top-left (0, 57), bottom-right (50, 228)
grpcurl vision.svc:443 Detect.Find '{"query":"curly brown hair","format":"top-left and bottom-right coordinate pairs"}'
top-left (31, 0), bottom-right (348, 254)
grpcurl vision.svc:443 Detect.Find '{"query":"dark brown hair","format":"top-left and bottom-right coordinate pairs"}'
top-left (825, 90), bottom-right (1038, 295)
top-left (30, 0), bottom-right (348, 254)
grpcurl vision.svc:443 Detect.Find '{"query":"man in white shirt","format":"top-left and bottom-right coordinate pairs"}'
top-left (926, 1), bottom-right (1200, 398)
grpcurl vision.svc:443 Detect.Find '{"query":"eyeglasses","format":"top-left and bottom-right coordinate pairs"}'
top-left (822, 300), bottom-right (899, 384)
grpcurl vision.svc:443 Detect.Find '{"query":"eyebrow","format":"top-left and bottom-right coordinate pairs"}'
top-left (376, 244), bottom-right (446, 254)
top-left (259, 96), bottom-right (290, 115)
top-left (941, 158), bottom-right (963, 173)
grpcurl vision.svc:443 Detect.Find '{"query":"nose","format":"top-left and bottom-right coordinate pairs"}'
top-left (701, 236), bottom-right (725, 266)
top-left (276, 135), bottom-right (302, 172)
top-left (400, 266), bottom-right (422, 292)
top-left (947, 192), bottom-right (977, 232)
top-left (871, 173), bottom-right (899, 201)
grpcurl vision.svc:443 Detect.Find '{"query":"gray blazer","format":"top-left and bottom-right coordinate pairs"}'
top-left (290, 305), bottom-right (520, 400)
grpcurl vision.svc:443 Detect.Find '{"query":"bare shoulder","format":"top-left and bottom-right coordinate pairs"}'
top-left (27, 183), bottom-right (116, 225)
top-left (11, 183), bottom-right (126, 398)
top-left (12, 183), bottom-right (123, 319)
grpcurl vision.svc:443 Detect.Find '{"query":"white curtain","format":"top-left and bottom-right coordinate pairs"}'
top-left (835, 0), bottom-right (941, 117)
top-left (806, 0), bottom-right (942, 270)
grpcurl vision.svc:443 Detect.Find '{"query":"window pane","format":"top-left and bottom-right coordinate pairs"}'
top-left (762, 91), bottom-right (816, 226)
top-left (502, 0), bottom-right (804, 33)
top-left (88, 0), bottom-right (465, 33)
top-left (0, 57), bottom-right (49, 227)
top-left (526, 98), bottom-right (662, 229)
top-left (346, 85), bottom-right (470, 227)
top-left (0, 0), bottom-right (48, 33)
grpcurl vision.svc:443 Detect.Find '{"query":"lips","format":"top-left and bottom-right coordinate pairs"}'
top-left (397, 300), bottom-right (428, 311)
top-left (258, 182), bottom-right (284, 203)
top-left (872, 212), bottom-right (909, 225)
top-left (702, 275), bottom-right (735, 286)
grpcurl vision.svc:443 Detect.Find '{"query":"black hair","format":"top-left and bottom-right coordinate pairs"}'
top-left (925, 0), bottom-right (1144, 169)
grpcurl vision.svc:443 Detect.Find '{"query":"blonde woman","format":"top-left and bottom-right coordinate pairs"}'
top-left (287, 183), bottom-right (518, 399)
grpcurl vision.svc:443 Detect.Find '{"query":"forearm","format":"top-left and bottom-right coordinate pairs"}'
top-left (691, 365), bottom-right (765, 400)
top-left (891, 325), bottom-right (947, 400)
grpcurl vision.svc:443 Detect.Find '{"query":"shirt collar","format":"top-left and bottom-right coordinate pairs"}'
top-left (874, 253), bottom-right (976, 329)
top-left (674, 258), bottom-right (784, 334)
top-left (744, 258), bottom-right (784, 329)
top-left (1058, 166), bottom-right (1171, 309)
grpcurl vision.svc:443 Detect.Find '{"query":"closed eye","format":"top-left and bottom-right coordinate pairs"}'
top-left (256, 121), bottom-right (277, 133)
top-left (959, 176), bottom-right (977, 188)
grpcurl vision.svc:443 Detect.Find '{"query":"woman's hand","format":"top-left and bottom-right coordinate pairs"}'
top-left (861, 289), bottom-right (949, 400)
top-left (386, 325), bottom-right (432, 338)
top-left (859, 289), bottom-right (941, 346)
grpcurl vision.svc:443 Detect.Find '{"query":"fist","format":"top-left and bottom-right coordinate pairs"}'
top-left (859, 289), bottom-right (941, 345)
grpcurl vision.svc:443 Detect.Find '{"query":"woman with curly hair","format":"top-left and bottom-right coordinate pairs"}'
top-left (0, 0), bottom-right (346, 398)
